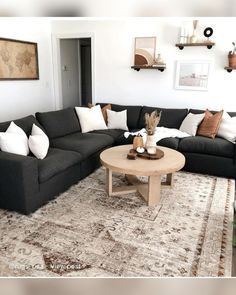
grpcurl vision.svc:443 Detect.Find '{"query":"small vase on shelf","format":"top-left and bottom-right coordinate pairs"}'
top-left (190, 29), bottom-right (198, 43)
top-left (190, 20), bottom-right (198, 44)
top-left (155, 53), bottom-right (165, 65)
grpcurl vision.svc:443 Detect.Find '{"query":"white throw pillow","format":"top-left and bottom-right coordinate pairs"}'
top-left (75, 105), bottom-right (107, 133)
top-left (107, 109), bottom-right (129, 130)
top-left (29, 124), bottom-right (49, 159)
top-left (179, 113), bottom-right (205, 136)
top-left (0, 122), bottom-right (29, 156)
top-left (0, 133), bottom-right (28, 156)
top-left (217, 112), bottom-right (236, 142)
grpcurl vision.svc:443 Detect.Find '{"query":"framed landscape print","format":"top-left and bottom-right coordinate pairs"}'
top-left (0, 38), bottom-right (39, 80)
top-left (134, 37), bottom-right (156, 66)
top-left (175, 60), bottom-right (211, 91)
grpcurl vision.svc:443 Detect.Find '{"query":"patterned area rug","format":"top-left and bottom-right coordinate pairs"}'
top-left (0, 168), bottom-right (234, 277)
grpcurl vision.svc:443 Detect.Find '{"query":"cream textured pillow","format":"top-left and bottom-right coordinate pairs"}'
top-left (29, 124), bottom-right (49, 159)
top-left (217, 112), bottom-right (236, 142)
top-left (107, 109), bottom-right (128, 130)
top-left (179, 113), bottom-right (205, 136)
top-left (75, 105), bottom-right (107, 133)
top-left (0, 122), bottom-right (29, 156)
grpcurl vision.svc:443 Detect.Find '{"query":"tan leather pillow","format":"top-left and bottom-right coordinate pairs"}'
top-left (197, 109), bottom-right (223, 139)
top-left (88, 103), bottom-right (111, 124)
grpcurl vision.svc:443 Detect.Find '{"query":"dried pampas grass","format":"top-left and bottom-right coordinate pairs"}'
top-left (145, 110), bottom-right (162, 135)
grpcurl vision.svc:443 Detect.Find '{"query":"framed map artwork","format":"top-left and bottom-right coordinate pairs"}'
top-left (0, 38), bottom-right (39, 80)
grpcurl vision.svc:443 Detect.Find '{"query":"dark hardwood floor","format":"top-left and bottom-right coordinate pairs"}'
top-left (232, 210), bottom-right (236, 276)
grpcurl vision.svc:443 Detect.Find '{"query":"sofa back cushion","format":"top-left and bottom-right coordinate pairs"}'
top-left (228, 112), bottom-right (236, 117)
top-left (36, 108), bottom-right (81, 139)
top-left (190, 109), bottom-right (236, 118)
top-left (0, 115), bottom-right (44, 137)
top-left (138, 106), bottom-right (188, 129)
top-left (98, 103), bottom-right (142, 129)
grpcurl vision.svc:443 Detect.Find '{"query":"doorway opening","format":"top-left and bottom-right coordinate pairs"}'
top-left (59, 37), bottom-right (92, 109)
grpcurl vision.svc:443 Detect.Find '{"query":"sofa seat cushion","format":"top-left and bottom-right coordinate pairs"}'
top-left (93, 128), bottom-right (140, 145)
top-left (51, 132), bottom-right (114, 159)
top-left (157, 137), bottom-right (180, 150)
top-left (38, 148), bottom-right (82, 183)
top-left (90, 129), bottom-right (124, 140)
top-left (178, 136), bottom-right (234, 158)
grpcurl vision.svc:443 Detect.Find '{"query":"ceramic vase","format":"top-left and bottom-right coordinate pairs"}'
top-left (156, 54), bottom-right (164, 65)
top-left (145, 135), bottom-right (156, 149)
top-left (190, 29), bottom-right (197, 43)
top-left (145, 135), bottom-right (157, 155)
top-left (228, 53), bottom-right (236, 68)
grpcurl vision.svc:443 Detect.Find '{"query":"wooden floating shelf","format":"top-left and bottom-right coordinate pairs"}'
top-left (224, 66), bottom-right (236, 73)
top-left (131, 65), bottom-right (166, 72)
top-left (175, 42), bottom-right (215, 50)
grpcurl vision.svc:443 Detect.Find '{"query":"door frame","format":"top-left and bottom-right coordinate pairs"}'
top-left (52, 32), bottom-right (95, 110)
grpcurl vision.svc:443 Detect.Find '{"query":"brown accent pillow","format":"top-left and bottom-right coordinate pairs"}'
top-left (197, 109), bottom-right (223, 139)
top-left (88, 103), bottom-right (111, 124)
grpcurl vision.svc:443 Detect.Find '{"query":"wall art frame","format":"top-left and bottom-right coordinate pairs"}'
top-left (175, 60), bottom-right (212, 91)
top-left (0, 37), bottom-right (39, 80)
top-left (134, 37), bottom-right (156, 66)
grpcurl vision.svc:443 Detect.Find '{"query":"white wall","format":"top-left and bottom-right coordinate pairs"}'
top-left (51, 18), bottom-right (236, 111)
top-left (0, 18), bottom-right (54, 121)
top-left (1, 18), bottom-right (236, 123)
top-left (60, 39), bottom-right (80, 108)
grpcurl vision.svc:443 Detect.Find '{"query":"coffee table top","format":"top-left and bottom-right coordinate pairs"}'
top-left (100, 145), bottom-right (185, 176)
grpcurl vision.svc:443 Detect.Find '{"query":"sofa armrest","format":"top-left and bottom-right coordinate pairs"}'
top-left (0, 151), bottom-right (39, 214)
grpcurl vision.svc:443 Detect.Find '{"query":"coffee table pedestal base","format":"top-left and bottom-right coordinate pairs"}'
top-left (106, 168), bottom-right (173, 206)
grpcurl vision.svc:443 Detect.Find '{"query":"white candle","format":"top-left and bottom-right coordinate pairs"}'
top-left (147, 147), bottom-right (156, 155)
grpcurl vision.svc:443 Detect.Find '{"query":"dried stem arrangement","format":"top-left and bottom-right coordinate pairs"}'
top-left (145, 110), bottom-right (162, 135)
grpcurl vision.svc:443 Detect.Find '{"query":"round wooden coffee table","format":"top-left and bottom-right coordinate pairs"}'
top-left (100, 145), bottom-right (185, 206)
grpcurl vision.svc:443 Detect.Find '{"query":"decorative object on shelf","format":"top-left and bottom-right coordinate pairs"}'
top-left (176, 23), bottom-right (214, 50)
top-left (228, 42), bottom-right (236, 67)
top-left (0, 37), bottom-right (39, 80)
top-left (175, 60), bottom-right (211, 91)
top-left (144, 110), bottom-right (161, 150)
top-left (179, 25), bottom-right (187, 44)
top-left (225, 42), bottom-right (236, 72)
top-left (179, 21), bottom-right (193, 44)
top-left (134, 37), bottom-right (156, 66)
top-left (133, 134), bottom-right (144, 150)
top-left (155, 53), bottom-right (165, 65)
top-left (190, 20), bottom-right (198, 44)
top-left (203, 27), bottom-right (214, 41)
top-left (132, 37), bottom-right (166, 71)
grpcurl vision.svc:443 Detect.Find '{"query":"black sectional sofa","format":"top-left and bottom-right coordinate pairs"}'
top-left (0, 103), bottom-right (235, 215)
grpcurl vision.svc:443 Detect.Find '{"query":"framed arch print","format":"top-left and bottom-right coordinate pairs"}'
top-left (134, 37), bottom-right (156, 66)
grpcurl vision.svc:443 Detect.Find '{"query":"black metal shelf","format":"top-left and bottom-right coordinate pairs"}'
top-left (131, 65), bottom-right (166, 72)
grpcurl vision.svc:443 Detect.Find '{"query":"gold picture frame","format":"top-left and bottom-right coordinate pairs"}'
top-left (0, 37), bottom-right (39, 80)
